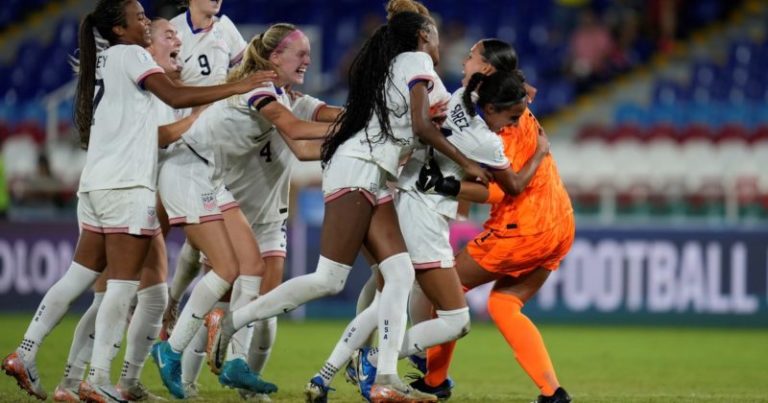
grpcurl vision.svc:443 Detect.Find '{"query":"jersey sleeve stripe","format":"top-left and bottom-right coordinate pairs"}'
top-left (407, 75), bottom-right (435, 92)
top-left (137, 68), bottom-right (165, 89)
top-left (230, 49), bottom-right (245, 67)
top-left (311, 103), bottom-right (327, 121)
top-left (248, 93), bottom-right (278, 107)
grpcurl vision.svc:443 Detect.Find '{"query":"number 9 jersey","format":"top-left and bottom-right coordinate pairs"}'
top-left (171, 11), bottom-right (247, 85)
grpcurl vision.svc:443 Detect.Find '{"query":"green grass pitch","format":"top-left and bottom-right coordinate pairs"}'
top-left (1, 315), bottom-right (767, 402)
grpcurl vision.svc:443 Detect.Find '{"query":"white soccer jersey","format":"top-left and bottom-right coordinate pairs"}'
top-left (334, 51), bottom-right (449, 179)
top-left (78, 45), bottom-right (164, 192)
top-left (398, 87), bottom-right (510, 219)
top-left (171, 12), bottom-right (247, 86)
top-left (224, 89), bottom-right (326, 224)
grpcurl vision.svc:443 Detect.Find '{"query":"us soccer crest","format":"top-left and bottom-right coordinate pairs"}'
top-left (202, 193), bottom-right (216, 211)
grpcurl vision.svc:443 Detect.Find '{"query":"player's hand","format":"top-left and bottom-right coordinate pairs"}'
top-left (416, 158), bottom-right (443, 193)
top-left (462, 161), bottom-right (491, 185)
top-left (235, 70), bottom-right (277, 94)
top-left (536, 127), bottom-right (551, 155)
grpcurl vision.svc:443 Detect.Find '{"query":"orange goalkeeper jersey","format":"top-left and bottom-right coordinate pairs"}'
top-left (484, 110), bottom-right (573, 237)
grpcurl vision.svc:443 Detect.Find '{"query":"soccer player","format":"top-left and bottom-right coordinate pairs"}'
top-left (160, 2), bottom-right (254, 396)
top-left (413, 70), bottom-right (575, 403)
top-left (206, 23), bottom-right (343, 400)
top-left (205, 7), bottom-right (491, 402)
top-left (0, 0), bottom-right (272, 401)
top-left (150, 25), bottom-right (333, 399)
top-left (310, 56), bottom-right (551, 403)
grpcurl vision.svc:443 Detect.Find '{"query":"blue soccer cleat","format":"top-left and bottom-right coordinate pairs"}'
top-left (304, 375), bottom-right (334, 403)
top-left (150, 341), bottom-right (184, 399)
top-left (219, 358), bottom-right (278, 394)
top-left (356, 348), bottom-right (377, 402)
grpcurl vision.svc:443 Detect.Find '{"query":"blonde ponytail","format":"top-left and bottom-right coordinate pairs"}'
top-left (227, 23), bottom-right (298, 83)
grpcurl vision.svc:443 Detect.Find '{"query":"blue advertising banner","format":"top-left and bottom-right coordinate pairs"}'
top-left (1, 221), bottom-right (766, 326)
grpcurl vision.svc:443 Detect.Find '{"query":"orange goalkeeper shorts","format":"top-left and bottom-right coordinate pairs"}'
top-left (466, 214), bottom-right (575, 277)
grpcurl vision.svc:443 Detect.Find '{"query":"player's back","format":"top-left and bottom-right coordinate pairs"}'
top-left (486, 111), bottom-right (573, 237)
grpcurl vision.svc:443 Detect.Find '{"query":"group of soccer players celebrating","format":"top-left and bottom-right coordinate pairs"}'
top-left (2, 0), bottom-right (575, 402)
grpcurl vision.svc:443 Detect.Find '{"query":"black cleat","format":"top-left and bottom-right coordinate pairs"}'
top-left (409, 376), bottom-right (454, 401)
top-left (534, 387), bottom-right (571, 403)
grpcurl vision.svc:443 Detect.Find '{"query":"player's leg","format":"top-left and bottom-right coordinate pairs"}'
top-left (152, 219), bottom-right (236, 398)
top-left (52, 272), bottom-right (106, 402)
top-left (361, 199), bottom-right (437, 402)
top-left (213, 206), bottom-right (279, 394)
top-left (163, 240), bottom-right (201, 337)
top-left (3, 213), bottom-right (106, 401)
top-left (208, 190), bottom-right (371, 381)
top-left (118, 234), bottom-right (168, 401)
top-left (422, 247), bottom-right (500, 390)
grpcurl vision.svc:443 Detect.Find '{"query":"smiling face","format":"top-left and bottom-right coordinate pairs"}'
top-left (115, 0), bottom-right (151, 47)
top-left (462, 41), bottom-right (494, 86)
top-left (270, 32), bottom-right (311, 86)
top-left (189, 0), bottom-right (222, 17)
top-left (148, 19), bottom-right (182, 74)
top-left (482, 101), bottom-right (528, 132)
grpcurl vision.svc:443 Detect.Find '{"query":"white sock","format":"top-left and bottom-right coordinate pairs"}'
top-left (228, 276), bottom-right (262, 361)
top-left (408, 282), bottom-right (434, 327)
top-left (170, 241), bottom-right (201, 301)
top-left (121, 283), bottom-right (168, 381)
top-left (181, 326), bottom-right (207, 385)
top-left (375, 253), bottom-right (414, 377)
top-left (168, 271), bottom-right (230, 352)
top-left (63, 292), bottom-right (103, 382)
top-left (356, 265), bottom-right (378, 314)
top-left (369, 307), bottom-right (471, 368)
top-left (247, 317), bottom-right (277, 373)
top-left (232, 256), bottom-right (350, 329)
top-left (317, 292), bottom-right (380, 386)
top-left (19, 262), bottom-right (100, 361)
top-left (89, 280), bottom-right (140, 385)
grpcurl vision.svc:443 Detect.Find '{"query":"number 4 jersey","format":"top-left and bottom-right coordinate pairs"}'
top-left (79, 45), bottom-right (164, 193)
top-left (171, 11), bottom-right (247, 86)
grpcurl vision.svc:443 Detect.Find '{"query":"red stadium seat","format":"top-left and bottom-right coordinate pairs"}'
top-left (575, 123), bottom-right (611, 143)
top-left (715, 124), bottom-right (749, 143)
top-left (646, 123), bottom-right (678, 142)
top-left (610, 124), bottom-right (644, 143)
top-left (679, 125), bottom-right (714, 143)
top-left (751, 125), bottom-right (768, 144)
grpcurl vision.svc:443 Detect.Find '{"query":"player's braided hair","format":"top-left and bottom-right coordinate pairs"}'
top-left (321, 11), bottom-right (432, 164)
top-left (74, 0), bottom-right (130, 150)
top-left (227, 23), bottom-right (298, 83)
top-left (463, 70), bottom-right (527, 118)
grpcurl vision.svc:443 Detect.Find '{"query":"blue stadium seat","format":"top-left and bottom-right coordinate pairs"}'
top-left (615, 103), bottom-right (647, 126)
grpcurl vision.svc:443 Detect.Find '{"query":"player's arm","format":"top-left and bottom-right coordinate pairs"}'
top-left (144, 70), bottom-right (276, 109)
top-left (411, 82), bottom-right (491, 184)
top-left (279, 132), bottom-right (323, 161)
top-left (489, 128), bottom-right (550, 196)
top-left (314, 105), bottom-right (344, 122)
top-left (259, 101), bottom-right (332, 140)
top-left (157, 108), bottom-right (206, 147)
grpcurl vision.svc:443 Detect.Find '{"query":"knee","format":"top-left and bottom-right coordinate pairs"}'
top-left (487, 291), bottom-right (524, 323)
top-left (438, 307), bottom-right (471, 340)
top-left (378, 253), bottom-right (415, 288)
top-left (313, 257), bottom-right (351, 296)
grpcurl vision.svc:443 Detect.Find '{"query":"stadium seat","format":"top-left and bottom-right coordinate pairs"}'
top-left (575, 123), bottom-right (610, 143)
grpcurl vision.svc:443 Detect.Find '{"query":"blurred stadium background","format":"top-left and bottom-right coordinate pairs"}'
top-left (1, 0), bottom-right (767, 401)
